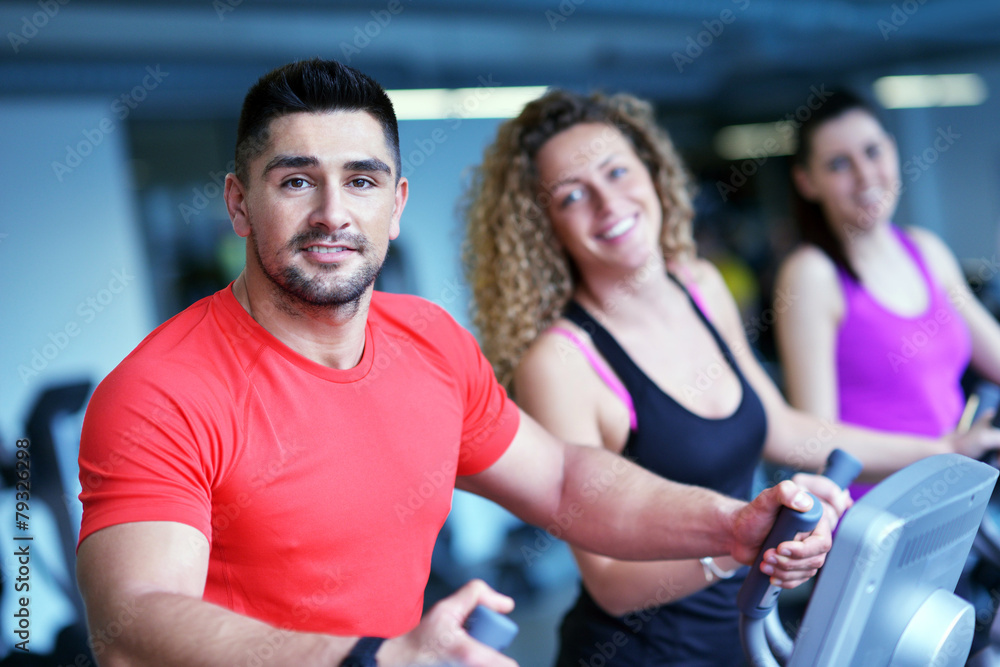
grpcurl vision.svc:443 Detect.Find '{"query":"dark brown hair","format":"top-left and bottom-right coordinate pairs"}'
top-left (234, 58), bottom-right (400, 185)
top-left (791, 89), bottom-right (889, 281)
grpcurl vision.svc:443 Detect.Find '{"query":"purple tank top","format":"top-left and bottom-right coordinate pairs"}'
top-left (836, 227), bottom-right (971, 494)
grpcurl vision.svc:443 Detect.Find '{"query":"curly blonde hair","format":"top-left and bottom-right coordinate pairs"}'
top-left (463, 90), bottom-right (696, 390)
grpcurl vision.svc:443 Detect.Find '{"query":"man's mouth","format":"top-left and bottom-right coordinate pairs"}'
top-left (305, 245), bottom-right (350, 254)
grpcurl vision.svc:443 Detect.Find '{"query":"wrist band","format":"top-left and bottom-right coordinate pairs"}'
top-left (700, 556), bottom-right (738, 582)
top-left (340, 637), bottom-right (384, 667)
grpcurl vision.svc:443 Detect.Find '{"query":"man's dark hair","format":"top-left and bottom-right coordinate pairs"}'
top-left (790, 89), bottom-right (890, 281)
top-left (234, 58), bottom-right (400, 184)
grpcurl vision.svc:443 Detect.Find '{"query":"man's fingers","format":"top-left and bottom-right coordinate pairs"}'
top-left (740, 482), bottom-right (832, 592)
top-left (776, 530), bottom-right (832, 558)
top-left (734, 481), bottom-right (825, 565)
top-left (764, 550), bottom-right (827, 572)
top-left (752, 480), bottom-right (814, 523)
top-left (448, 579), bottom-right (515, 617)
top-left (408, 580), bottom-right (518, 667)
top-left (772, 572), bottom-right (818, 590)
top-left (774, 479), bottom-right (814, 512)
top-left (792, 472), bottom-right (853, 518)
top-left (429, 579), bottom-right (515, 634)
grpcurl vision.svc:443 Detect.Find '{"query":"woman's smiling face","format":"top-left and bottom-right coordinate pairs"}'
top-left (794, 109), bottom-right (902, 236)
top-left (535, 122), bottom-right (664, 277)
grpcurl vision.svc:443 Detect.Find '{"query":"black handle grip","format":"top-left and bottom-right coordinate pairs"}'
top-left (463, 605), bottom-right (519, 651)
top-left (736, 493), bottom-right (823, 619)
top-left (737, 448), bottom-right (862, 620)
top-left (822, 449), bottom-right (863, 490)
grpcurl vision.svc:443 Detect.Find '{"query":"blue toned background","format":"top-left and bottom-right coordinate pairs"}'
top-left (3, 2), bottom-right (1000, 665)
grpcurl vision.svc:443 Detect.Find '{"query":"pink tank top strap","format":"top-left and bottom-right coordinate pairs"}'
top-left (548, 326), bottom-right (638, 430)
top-left (673, 264), bottom-right (712, 320)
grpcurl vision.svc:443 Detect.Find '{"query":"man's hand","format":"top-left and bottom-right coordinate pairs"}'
top-left (730, 480), bottom-right (832, 588)
top-left (792, 472), bottom-right (853, 525)
top-left (378, 580), bottom-right (517, 667)
top-left (760, 472), bottom-right (853, 590)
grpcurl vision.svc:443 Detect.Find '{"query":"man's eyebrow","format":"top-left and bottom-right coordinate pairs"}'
top-left (344, 158), bottom-right (392, 176)
top-left (262, 155), bottom-right (319, 177)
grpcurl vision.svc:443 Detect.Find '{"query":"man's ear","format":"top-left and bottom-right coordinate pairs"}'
top-left (225, 173), bottom-right (251, 238)
top-left (389, 177), bottom-right (409, 241)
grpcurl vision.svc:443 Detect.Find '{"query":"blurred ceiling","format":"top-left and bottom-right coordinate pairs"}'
top-left (2, 0), bottom-right (1000, 123)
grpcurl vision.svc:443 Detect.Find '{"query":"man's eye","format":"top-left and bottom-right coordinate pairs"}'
top-left (350, 178), bottom-right (373, 188)
top-left (609, 166), bottom-right (627, 179)
top-left (284, 178), bottom-right (308, 189)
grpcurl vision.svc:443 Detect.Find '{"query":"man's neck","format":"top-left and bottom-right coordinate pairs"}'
top-left (234, 271), bottom-right (370, 370)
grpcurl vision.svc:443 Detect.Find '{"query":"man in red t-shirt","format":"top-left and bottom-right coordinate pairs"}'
top-left (76, 59), bottom-right (840, 667)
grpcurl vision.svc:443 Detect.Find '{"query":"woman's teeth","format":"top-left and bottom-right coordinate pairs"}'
top-left (599, 217), bottom-right (635, 240)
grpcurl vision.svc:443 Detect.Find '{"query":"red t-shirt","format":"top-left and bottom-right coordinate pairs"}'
top-left (78, 286), bottom-right (519, 637)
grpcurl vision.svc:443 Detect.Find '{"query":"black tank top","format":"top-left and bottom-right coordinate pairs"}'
top-left (555, 274), bottom-right (767, 667)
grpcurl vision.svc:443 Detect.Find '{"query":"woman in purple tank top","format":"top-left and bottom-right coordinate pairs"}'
top-left (775, 90), bottom-right (1000, 498)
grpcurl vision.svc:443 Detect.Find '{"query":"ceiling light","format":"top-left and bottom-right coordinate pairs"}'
top-left (387, 86), bottom-right (549, 121)
top-left (873, 74), bottom-right (988, 109)
top-left (713, 122), bottom-right (795, 161)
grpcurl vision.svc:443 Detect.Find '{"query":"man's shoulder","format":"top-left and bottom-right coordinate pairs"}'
top-left (85, 289), bottom-right (251, 441)
top-left (105, 288), bottom-right (248, 392)
top-left (133, 290), bottom-right (231, 353)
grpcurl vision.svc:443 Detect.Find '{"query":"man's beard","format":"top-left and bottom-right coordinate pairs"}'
top-left (251, 228), bottom-right (386, 310)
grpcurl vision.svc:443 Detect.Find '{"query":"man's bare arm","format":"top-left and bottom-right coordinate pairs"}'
top-left (78, 523), bottom-right (519, 667)
top-left (458, 411), bottom-right (827, 567)
top-left (77, 522), bottom-right (349, 666)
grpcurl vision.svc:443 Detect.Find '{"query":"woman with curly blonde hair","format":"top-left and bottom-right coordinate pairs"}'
top-left (465, 90), bottom-right (695, 390)
top-left (463, 89), bottom-right (998, 666)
